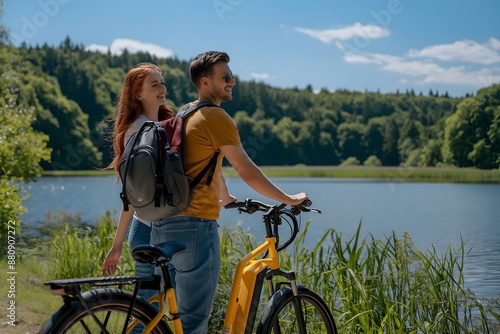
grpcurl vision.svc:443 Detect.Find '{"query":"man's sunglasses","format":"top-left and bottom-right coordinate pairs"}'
top-left (223, 73), bottom-right (235, 83)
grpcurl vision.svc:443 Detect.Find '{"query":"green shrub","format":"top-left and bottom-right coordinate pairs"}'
top-left (341, 157), bottom-right (361, 166)
top-left (0, 177), bottom-right (26, 256)
top-left (363, 155), bottom-right (382, 166)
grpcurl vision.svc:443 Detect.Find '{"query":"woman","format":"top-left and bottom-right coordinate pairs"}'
top-left (102, 63), bottom-right (173, 308)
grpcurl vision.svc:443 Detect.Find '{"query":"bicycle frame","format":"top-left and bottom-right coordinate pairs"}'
top-left (223, 234), bottom-right (295, 334)
top-left (127, 290), bottom-right (172, 333)
top-left (133, 235), bottom-right (286, 334)
top-left (129, 262), bottom-right (184, 334)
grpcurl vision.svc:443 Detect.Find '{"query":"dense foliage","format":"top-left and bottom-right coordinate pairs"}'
top-left (2, 37), bottom-right (500, 171)
top-left (0, 41), bottom-right (51, 255)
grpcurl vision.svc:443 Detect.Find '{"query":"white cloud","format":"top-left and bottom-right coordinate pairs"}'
top-left (490, 38), bottom-right (500, 50)
top-left (85, 38), bottom-right (174, 58)
top-left (250, 72), bottom-right (272, 80)
top-left (86, 43), bottom-right (109, 54)
top-left (343, 53), bottom-right (376, 64)
top-left (294, 22), bottom-right (390, 44)
top-left (338, 36), bottom-right (500, 88)
top-left (408, 39), bottom-right (500, 65)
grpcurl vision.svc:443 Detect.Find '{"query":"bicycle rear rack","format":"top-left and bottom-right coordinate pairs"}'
top-left (45, 276), bottom-right (157, 296)
top-left (44, 276), bottom-right (161, 334)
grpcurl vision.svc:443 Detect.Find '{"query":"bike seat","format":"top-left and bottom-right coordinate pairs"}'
top-left (132, 241), bottom-right (186, 264)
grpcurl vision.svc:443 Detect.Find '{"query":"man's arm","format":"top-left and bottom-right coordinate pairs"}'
top-left (219, 144), bottom-right (308, 205)
top-left (220, 173), bottom-right (236, 206)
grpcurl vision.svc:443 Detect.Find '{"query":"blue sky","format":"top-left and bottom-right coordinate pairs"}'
top-left (3, 0), bottom-right (500, 97)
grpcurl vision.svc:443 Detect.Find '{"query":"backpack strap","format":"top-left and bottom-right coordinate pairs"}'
top-left (177, 101), bottom-right (220, 189)
top-left (190, 151), bottom-right (220, 189)
top-left (177, 100), bottom-right (217, 119)
top-left (155, 123), bottom-right (170, 206)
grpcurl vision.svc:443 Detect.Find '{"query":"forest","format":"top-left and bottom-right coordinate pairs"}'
top-left (3, 37), bottom-right (500, 171)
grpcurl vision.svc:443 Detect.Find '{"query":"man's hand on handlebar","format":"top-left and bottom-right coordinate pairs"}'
top-left (224, 197), bottom-right (318, 215)
top-left (286, 192), bottom-right (309, 206)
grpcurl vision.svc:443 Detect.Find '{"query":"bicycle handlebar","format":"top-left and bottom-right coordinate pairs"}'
top-left (224, 198), bottom-right (321, 252)
top-left (224, 198), bottom-right (317, 214)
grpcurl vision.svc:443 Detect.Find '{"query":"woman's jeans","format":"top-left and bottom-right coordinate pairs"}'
top-left (151, 217), bottom-right (221, 334)
top-left (128, 219), bottom-right (158, 333)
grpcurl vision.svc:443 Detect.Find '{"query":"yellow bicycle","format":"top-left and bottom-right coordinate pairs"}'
top-left (40, 199), bottom-right (337, 333)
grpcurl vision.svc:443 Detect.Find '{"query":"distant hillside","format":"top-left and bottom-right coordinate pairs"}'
top-left (4, 37), bottom-right (500, 170)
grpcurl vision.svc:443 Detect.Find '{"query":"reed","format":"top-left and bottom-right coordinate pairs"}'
top-left (42, 214), bottom-right (499, 333)
top-left (213, 222), bottom-right (499, 333)
top-left (45, 210), bottom-right (134, 279)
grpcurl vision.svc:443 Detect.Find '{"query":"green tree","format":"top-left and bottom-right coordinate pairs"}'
top-left (4, 33), bottom-right (488, 169)
top-left (337, 122), bottom-right (366, 162)
top-left (488, 106), bottom-right (500, 166)
top-left (18, 64), bottom-right (102, 170)
top-left (381, 118), bottom-right (400, 165)
top-left (0, 0), bottom-right (7, 44)
top-left (443, 84), bottom-right (500, 169)
top-left (364, 118), bottom-right (386, 162)
top-left (420, 139), bottom-right (443, 167)
top-left (0, 48), bottom-right (51, 256)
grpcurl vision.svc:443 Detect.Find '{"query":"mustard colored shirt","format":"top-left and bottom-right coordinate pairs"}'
top-left (179, 104), bottom-right (241, 220)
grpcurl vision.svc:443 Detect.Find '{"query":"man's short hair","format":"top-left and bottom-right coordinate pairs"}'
top-left (189, 51), bottom-right (230, 88)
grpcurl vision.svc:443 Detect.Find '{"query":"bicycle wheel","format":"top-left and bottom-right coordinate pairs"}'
top-left (256, 286), bottom-right (338, 334)
top-left (39, 288), bottom-right (172, 334)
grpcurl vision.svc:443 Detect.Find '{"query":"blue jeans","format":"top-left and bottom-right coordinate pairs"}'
top-left (128, 219), bottom-right (159, 333)
top-left (151, 217), bottom-right (221, 334)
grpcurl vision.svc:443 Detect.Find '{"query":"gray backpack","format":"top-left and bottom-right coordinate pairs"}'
top-left (119, 101), bottom-right (218, 221)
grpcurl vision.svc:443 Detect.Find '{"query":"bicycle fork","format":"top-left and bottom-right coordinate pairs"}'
top-left (265, 269), bottom-right (307, 334)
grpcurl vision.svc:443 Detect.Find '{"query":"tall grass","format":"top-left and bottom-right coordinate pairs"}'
top-left (213, 222), bottom-right (500, 333)
top-left (281, 221), bottom-right (499, 333)
top-left (43, 214), bottom-right (499, 333)
top-left (45, 210), bottom-right (134, 279)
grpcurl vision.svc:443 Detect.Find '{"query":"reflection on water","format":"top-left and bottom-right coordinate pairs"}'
top-left (20, 176), bottom-right (500, 298)
top-left (464, 248), bottom-right (500, 297)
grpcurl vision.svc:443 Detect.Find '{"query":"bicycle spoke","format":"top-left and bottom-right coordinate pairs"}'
top-left (62, 309), bottom-right (135, 333)
top-left (275, 299), bottom-right (330, 333)
top-left (78, 320), bottom-right (92, 334)
top-left (258, 287), bottom-right (337, 334)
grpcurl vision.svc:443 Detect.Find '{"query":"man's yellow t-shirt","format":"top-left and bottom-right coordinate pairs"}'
top-left (179, 104), bottom-right (240, 220)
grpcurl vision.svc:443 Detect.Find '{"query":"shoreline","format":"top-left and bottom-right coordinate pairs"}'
top-left (42, 166), bottom-right (500, 184)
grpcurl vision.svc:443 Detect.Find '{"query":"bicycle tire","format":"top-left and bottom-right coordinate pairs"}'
top-left (39, 288), bottom-right (172, 334)
top-left (256, 286), bottom-right (338, 334)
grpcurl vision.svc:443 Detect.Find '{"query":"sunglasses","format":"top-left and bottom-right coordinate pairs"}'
top-left (223, 73), bottom-right (235, 83)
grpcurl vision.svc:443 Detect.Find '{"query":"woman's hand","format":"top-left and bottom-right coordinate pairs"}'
top-left (102, 248), bottom-right (122, 276)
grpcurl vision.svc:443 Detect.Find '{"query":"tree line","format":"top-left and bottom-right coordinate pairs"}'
top-left (3, 37), bottom-right (500, 171)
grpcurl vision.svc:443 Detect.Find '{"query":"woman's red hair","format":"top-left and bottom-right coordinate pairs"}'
top-left (108, 63), bottom-right (173, 172)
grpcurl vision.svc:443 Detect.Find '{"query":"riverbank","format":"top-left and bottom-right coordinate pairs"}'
top-left (43, 166), bottom-right (500, 183)
top-left (2, 220), bottom-right (499, 333)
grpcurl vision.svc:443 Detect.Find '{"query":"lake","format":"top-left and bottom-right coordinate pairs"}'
top-left (19, 176), bottom-right (500, 298)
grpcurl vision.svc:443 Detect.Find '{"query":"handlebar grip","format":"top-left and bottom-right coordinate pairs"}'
top-left (224, 201), bottom-right (244, 209)
top-left (301, 199), bottom-right (312, 207)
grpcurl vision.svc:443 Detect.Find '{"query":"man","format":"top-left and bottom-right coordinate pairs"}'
top-left (150, 51), bottom-right (308, 334)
